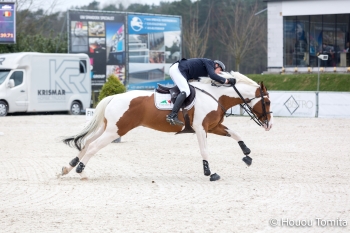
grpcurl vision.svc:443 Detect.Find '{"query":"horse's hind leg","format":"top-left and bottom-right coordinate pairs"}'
top-left (75, 128), bottom-right (119, 179)
top-left (62, 126), bottom-right (105, 176)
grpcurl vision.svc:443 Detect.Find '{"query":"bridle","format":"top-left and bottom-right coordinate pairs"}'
top-left (231, 85), bottom-right (272, 128)
top-left (191, 82), bottom-right (272, 128)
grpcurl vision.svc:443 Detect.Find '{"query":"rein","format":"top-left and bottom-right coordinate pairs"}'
top-left (231, 85), bottom-right (271, 128)
top-left (191, 85), bottom-right (227, 113)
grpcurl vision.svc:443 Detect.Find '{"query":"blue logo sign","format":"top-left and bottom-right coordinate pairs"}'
top-left (130, 16), bottom-right (143, 32)
top-left (128, 15), bottom-right (180, 34)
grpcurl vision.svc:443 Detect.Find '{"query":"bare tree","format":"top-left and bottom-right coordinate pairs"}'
top-left (182, 1), bottom-right (213, 58)
top-left (217, 0), bottom-right (265, 72)
top-left (15, 0), bottom-right (62, 35)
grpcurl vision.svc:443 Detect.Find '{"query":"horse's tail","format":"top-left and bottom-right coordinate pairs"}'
top-left (63, 95), bottom-right (114, 151)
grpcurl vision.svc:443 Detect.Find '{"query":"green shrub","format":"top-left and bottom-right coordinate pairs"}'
top-left (98, 74), bottom-right (126, 103)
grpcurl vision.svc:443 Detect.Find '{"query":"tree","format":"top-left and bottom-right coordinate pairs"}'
top-left (216, 0), bottom-right (266, 72)
top-left (183, 0), bottom-right (213, 58)
top-left (98, 74), bottom-right (126, 103)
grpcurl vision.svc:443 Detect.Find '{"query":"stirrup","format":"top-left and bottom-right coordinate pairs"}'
top-left (166, 115), bottom-right (184, 126)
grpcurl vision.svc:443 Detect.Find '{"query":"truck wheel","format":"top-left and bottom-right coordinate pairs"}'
top-left (0, 101), bottom-right (8, 116)
top-left (70, 101), bottom-right (81, 115)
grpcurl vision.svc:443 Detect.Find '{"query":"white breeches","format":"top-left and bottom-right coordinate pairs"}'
top-left (169, 63), bottom-right (190, 97)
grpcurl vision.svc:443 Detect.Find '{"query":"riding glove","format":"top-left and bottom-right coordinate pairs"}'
top-left (227, 78), bottom-right (236, 86)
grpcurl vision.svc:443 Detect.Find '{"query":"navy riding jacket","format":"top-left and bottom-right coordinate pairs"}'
top-left (177, 58), bottom-right (226, 84)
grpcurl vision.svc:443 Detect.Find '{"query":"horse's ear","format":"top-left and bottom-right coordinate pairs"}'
top-left (260, 81), bottom-right (265, 89)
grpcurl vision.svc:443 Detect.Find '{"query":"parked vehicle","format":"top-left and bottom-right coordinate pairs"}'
top-left (90, 24), bottom-right (104, 35)
top-left (0, 52), bottom-right (92, 116)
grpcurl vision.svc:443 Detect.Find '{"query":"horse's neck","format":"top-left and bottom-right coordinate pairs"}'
top-left (192, 82), bottom-right (258, 109)
top-left (194, 82), bottom-right (257, 99)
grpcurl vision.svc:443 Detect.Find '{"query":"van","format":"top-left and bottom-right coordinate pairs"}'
top-left (0, 52), bottom-right (91, 116)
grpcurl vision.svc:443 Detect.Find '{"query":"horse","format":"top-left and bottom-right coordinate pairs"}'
top-left (61, 71), bottom-right (273, 181)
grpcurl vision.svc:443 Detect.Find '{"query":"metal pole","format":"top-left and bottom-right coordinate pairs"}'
top-left (316, 58), bottom-right (320, 117)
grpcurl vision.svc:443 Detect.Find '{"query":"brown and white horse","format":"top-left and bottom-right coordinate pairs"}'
top-left (62, 71), bottom-right (273, 181)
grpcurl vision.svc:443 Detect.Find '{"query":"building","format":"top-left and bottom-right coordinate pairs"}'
top-left (266, 0), bottom-right (350, 73)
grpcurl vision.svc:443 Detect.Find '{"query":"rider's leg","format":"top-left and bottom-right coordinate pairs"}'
top-left (167, 63), bottom-right (190, 126)
top-left (166, 91), bottom-right (186, 125)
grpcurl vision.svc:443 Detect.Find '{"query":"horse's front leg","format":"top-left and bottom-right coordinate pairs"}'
top-left (193, 126), bottom-right (220, 181)
top-left (209, 124), bottom-right (252, 166)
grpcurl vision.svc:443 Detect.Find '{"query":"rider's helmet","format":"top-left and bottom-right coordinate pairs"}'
top-left (214, 60), bottom-right (226, 72)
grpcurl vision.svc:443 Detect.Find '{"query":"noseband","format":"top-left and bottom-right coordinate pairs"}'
top-left (232, 85), bottom-right (272, 128)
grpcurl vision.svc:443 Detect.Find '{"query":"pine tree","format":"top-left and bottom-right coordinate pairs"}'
top-left (98, 74), bottom-right (126, 103)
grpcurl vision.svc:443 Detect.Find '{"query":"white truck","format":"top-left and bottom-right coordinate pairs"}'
top-left (0, 52), bottom-right (92, 116)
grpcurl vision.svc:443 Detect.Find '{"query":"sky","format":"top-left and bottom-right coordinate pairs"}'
top-left (55, 0), bottom-right (177, 12)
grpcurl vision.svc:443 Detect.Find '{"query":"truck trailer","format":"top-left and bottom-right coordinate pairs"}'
top-left (0, 52), bottom-right (92, 116)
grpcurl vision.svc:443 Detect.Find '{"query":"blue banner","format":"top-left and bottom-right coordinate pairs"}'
top-left (128, 15), bottom-right (180, 34)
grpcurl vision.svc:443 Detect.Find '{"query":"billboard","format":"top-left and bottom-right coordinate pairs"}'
top-left (68, 11), bottom-right (126, 86)
top-left (127, 14), bottom-right (181, 90)
top-left (68, 11), bottom-right (182, 90)
top-left (0, 2), bottom-right (16, 44)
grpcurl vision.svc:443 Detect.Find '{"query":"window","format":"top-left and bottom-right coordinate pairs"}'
top-left (296, 16), bottom-right (309, 67)
top-left (79, 60), bottom-right (87, 73)
top-left (309, 15), bottom-right (322, 67)
top-left (336, 14), bottom-right (349, 67)
top-left (284, 14), bottom-right (350, 68)
top-left (323, 15), bottom-right (336, 67)
top-left (283, 16), bottom-right (296, 67)
top-left (9, 71), bottom-right (23, 86)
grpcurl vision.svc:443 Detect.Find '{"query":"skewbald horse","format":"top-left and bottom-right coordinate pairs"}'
top-left (62, 71), bottom-right (273, 181)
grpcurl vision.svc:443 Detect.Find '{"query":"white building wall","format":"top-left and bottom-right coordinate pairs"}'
top-left (267, 0), bottom-right (350, 72)
top-left (282, 0), bottom-right (350, 16)
top-left (267, 2), bottom-right (283, 72)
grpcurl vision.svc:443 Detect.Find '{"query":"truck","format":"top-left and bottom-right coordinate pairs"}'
top-left (0, 52), bottom-right (92, 116)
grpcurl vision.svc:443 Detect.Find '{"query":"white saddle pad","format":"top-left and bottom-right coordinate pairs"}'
top-left (154, 91), bottom-right (196, 110)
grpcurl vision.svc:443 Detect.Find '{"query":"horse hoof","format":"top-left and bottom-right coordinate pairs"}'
top-left (242, 156), bottom-right (252, 166)
top-left (62, 166), bottom-right (68, 175)
top-left (79, 171), bottom-right (88, 180)
top-left (210, 173), bottom-right (220, 181)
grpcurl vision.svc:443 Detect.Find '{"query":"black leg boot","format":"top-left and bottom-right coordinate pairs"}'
top-left (166, 91), bottom-right (186, 126)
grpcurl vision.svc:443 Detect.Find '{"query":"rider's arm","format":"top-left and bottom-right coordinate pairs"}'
top-left (202, 59), bottom-right (227, 84)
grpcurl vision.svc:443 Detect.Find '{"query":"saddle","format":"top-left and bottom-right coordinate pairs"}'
top-left (155, 84), bottom-right (196, 134)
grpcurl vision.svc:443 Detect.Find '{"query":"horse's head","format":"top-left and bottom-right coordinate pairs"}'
top-left (219, 71), bottom-right (274, 131)
top-left (250, 81), bottom-right (273, 131)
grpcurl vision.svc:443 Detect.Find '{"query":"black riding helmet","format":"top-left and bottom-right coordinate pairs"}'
top-left (214, 60), bottom-right (226, 72)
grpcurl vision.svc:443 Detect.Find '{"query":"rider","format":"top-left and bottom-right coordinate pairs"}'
top-left (166, 58), bottom-right (236, 126)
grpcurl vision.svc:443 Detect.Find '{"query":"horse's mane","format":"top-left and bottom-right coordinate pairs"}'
top-left (199, 71), bottom-right (259, 87)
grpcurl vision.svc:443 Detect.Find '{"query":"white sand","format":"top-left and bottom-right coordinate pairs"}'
top-left (0, 115), bottom-right (349, 232)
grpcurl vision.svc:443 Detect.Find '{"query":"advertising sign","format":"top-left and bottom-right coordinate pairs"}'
top-left (268, 91), bottom-right (316, 117)
top-left (0, 2), bottom-right (15, 44)
top-left (127, 14), bottom-right (181, 90)
top-left (319, 92), bottom-right (350, 118)
top-left (68, 11), bottom-right (126, 86)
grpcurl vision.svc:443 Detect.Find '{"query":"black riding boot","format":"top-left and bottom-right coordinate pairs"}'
top-left (166, 91), bottom-right (186, 126)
